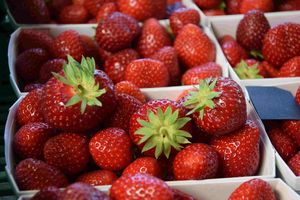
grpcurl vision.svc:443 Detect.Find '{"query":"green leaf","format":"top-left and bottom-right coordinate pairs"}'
top-left (168, 109), bottom-right (179, 125)
top-left (174, 130), bottom-right (192, 138)
top-left (80, 99), bottom-right (87, 114)
top-left (155, 141), bottom-right (163, 159)
top-left (65, 94), bottom-right (81, 107)
top-left (142, 139), bottom-right (157, 153)
top-left (137, 119), bottom-right (154, 129)
top-left (163, 140), bottom-right (171, 159)
top-left (175, 117), bottom-right (191, 129)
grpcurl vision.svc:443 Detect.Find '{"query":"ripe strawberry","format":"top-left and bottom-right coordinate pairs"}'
top-left (60, 183), bottom-right (109, 199)
top-left (115, 81), bottom-right (146, 103)
top-left (107, 93), bottom-right (142, 132)
top-left (80, 35), bottom-right (100, 63)
top-left (281, 120), bottom-right (300, 147)
top-left (182, 62), bottom-right (222, 85)
top-left (15, 158), bottom-right (68, 190)
top-left (193, 0), bottom-right (222, 9)
top-left (23, 83), bottom-right (44, 92)
top-left (219, 35), bottom-right (235, 44)
top-left (210, 120), bottom-right (260, 177)
top-left (24, 0), bottom-right (51, 23)
top-left (239, 0), bottom-right (274, 14)
top-left (268, 128), bottom-right (297, 161)
top-left (236, 10), bottom-right (270, 50)
top-left (98, 47), bottom-right (113, 63)
top-left (296, 86), bottom-right (300, 105)
top-left (104, 49), bottom-right (140, 83)
top-left (89, 127), bottom-right (132, 170)
top-left (47, 0), bottom-right (72, 16)
top-left (73, 0), bottom-right (85, 5)
top-left (137, 18), bottom-right (171, 57)
top-left (220, 39), bottom-right (248, 67)
top-left (279, 56), bottom-right (300, 77)
top-left (77, 170), bottom-right (118, 186)
top-left (110, 173), bottom-right (173, 200)
top-left (169, 8), bottom-right (201, 36)
top-left (59, 5), bottom-right (89, 24)
top-left (228, 178), bottom-right (276, 200)
top-left (288, 152), bottom-right (300, 176)
top-left (84, 0), bottom-right (112, 16)
top-left (183, 77), bottom-right (246, 136)
top-left (39, 59), bottom-right (65, 83)
top-left (17, 88), bottom-right (44, 126)
top-left (117, 0), bottom-right (155, 21)
top-left (166, 2), bottom-right (186, 16)
top-left (31, 187), bottom-right (61, 200)
top-left (123, 157), bottom-right (162, 178)
top-left (41, 56), bottom-right (116, 132)
top-left (129, 99), bottom-right (192, 158)
top-left (226, 0), bottom-right (242, 14)
top-left (172, 188), bottom-right (197, 200)
top-left (16, 48), bottom-right (49, 82)
top-left (125, 58), bottom-right (170, 88)
top-left (234, 59), bottom-right (267, 79)
top-left (150, 46), bottom-right (181, 85)
top-left (278, 0), bottom-right (300, 11)
top-left (96, 2), bottom-right (118, 22)
top-left (153, 0), bottom-right (167, 19)
top-left (203, 9), bottom-right (226, 16)
top-left (174, 24), bottom-right (216, 69)
top-left (262, 23), bottom-right (300, 67)
top-left (261, 61), bottom-right (279, 78)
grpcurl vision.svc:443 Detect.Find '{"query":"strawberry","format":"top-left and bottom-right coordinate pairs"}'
top-left (137, 18), bottom-right (171, 57)
top-left (47, 0), bottom-right (72, 16)
top-left (80, 35), bottom-right (100, 63)
top-left (89, 127), bottom-right (132, 170)
top-left (41, 56), bottom-right (116, 132)
top-left (96, 2), bottom-right (118, 22)
top-left (104, 49), bottom-right (140, 83)
top-left (17, 88), bottom-right (44, 126)
top-left (172, 188), bottom-right (197, 200)
top-left (239, 0), bottom-right (274, 14)
top-left (225, 0), bottom-right (242, 14)
top-left (169, 8), bottom-right (201, 36)
top-left (220, 39), bottom-right (248, 67)
top-left (219, 35), bottom-right (235, 44)
top-left (174, 24), bottom-right (216, 69)
top-left (15, 158), bottom-right (68, 190)
top-left (150, 46), bottom-right (181, 85)
top-left (236, 10), bottom-right (270, 50)
top-left (98, 47), bottom-right (113, 62)
top-left (24, 0), bottom-right (51, 23)
top-left (193, 0), bottom-right (222, 9)
top-left (228, 178), bottom-right (276, 200)
top-left (77, 170), bottom-right (118, 186)
top-left (296, 86), bottom-right (300, 105)
top-left (203, 9), bottom-right (226, 16)
top-left (60, 183), bottom-right (109, 199)
top-left (115, 81), bottom-right (146, 103)
top-left (278, 0), bottom-right (300, 11)
top-left (110, 173), bottom-right (173, 200)
top-left (167, 2), bottom-right (186, 16)
top-left (117, 0), bottom-right (155, 21)
top-left (31, 187), bottom-right (61, 200)
top-left (96, 12), bottom-right (140, 52)
top-left (183, 77), bottom-right (246, 136)
top-left (234, 59), bottom-right (267, 79)
top-left (210, 120), bottom-right (260, 177)
top-left (16, 48), bottom-right (49, 82)
top-left (39, 59), bottom-right (65, 83)
top-left (107, 93), bottom-right (142, 132)
top-left (261, 61), bottom-right (279, 78)
top-left (129, 99), bottom-right (192, 158)
top-left (262, 23), bottom-right (300, 67)
top-left (153, 0), bottom-right (167, 19)
top-left (84, 0), bottom-right (112, 16)
top-left (281, 120), bottom-right (300, 147)
top-left (14, 123), bottom-right (54, 160)
top-left (181, 62), bottom-right (222, 85)
top-left (125, 58), bottom-right (170, 88)
top-left (59, 4), bottom-right (89, 24)
top-left (44, 133), bottom-right (89, 175)
top-left (288, 152), bottom-right (300, 176)
top-left (123, 157), bottom-right (162, 178)
top-left (279, 56), bottom-right (300, 77)
top-left (23, 83), bottom-right (44, 92)
top-left (268, 128), bottom-right (297, 162)
top-left (73, 0), bottom-right (85, 5)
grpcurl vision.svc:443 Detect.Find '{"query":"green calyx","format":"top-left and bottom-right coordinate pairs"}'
top-left (219, 1), bottom-right (226, 10)
top-left (250, 50), bottom-right (264, 60)
top-left (234, 60), bottom-right (263, 79)
top-left (135, 106), bottom-right (192, 159)
top-left (52, 55), bottom-right (106, 114)
top-left (183, 78), bottom-right (221, 119)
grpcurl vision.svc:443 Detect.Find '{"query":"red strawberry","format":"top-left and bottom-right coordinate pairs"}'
top-left (183, 77), bottom-right (246, 136)
top-left (169, 8), bottom-right (201, 36)
top-left (115, 81), bottom-right (146, 103)
top-left (174, 24), bottom-right (216, 69)
top-left (236, 10), bottom-right (270, 50)
top-left (123, 157), bottom-right (162, 178)
top-left (24, 0), bottom-right (51, 23)
top-left (98, 47), bottom-right (113, 63)
top-left (125, 58), bottom-right (170, 88)
top-left (220, 39), bottom-right (248, 67)
top-left (23, 83), bottom-right (44, 92)
top-left (228, 178), bottom-right (276, 200)
top-left (73, 0), bottom-right (85, 5)
top-left (15, 158), bottom-right (68, 190)
top-left (59, 5), bottom-right (89, 24)
top-left (39, 59), bottom-right (65, 83)
top-left (14, 122), bottom-right (54, 160)
top-left (210, 120), bottom-right (260, 177)
top-left (153, 0), bottom-right (167, 19)
top-left (193, 0), bottom-right (222, 9)
top-left (219, 35), bottom-right (235, 44)
top-left (89, 127), bottom-right (132, 170)
top-left (60, 183), bottom-right (109, 199)
top-left (261, 61), bottom-right (279, 78)
top-left (240, 0), bottom-right (274, 14)
top-left (53, 30), bottom-right (84, 61)
top-left (172, 188), bottom-right (197, 200)
top-left (234, 59), bottom-right (267, 79)
top-left (16, 48), bottom-right (49, 82)
top-left (77, 170), bottom-right (118, 186)
top-left (281, 120), bottom-right (300, 147)
top-left (268, 128), bottom-right (297, 162)
top-left (96, 2), bottom-right (118, 22)
top-left (226, 0), bottom-right (242, 14)
top-left (104, 49), bottom-right (140, 83)
top-left (31, 187), bottom-right (61, 200)
top-left (137, 18), bottom-right (171, 57)
top-left (203, 9), bottom-right (226, 16)
top-left (116, 0), bottom-right (155, 21)
top-left (278, 0), bottom-right (300, 11)
top-left (80, 35), bottom-right (100, 63)
top-left (150, 46), bottom-right (181, 85)
top-left (288, 152), bottom-right (300, 176)
top-left (262, 23), bottom-right (300, 67)
top-left (110, 173), bottom-right (173, 200)
top-left (166, 2), bottom-right (186, 16)
top-left (129, 99), bottom-right (192, 158)
top-left (17, 88), bottom-right (44, 126)
top-left (296, 86), bottom-right (300, 105)
top-left (182, 62), bottom-right (222, 85)
top-left (279, 56), bottom-right (300, 77)
top-left (47, 0), bottom-right (72, 16)
top-left (84, 0), bottom-right (112, 16)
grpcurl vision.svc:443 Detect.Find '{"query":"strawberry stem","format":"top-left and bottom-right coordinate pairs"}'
top-left (250, 50), bottom-right (264, 60)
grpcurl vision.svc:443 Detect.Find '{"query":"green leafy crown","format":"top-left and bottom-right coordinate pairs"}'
top-left (234, 60), bottom-right (263, 79)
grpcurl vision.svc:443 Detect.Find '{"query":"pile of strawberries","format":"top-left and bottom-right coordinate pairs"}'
top-left (219, 10), bottom-right (300, 79)
top-left (193, 0), bottom-right (300, 16)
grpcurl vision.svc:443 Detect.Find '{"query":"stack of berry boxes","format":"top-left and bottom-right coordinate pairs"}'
top-left (4, 0), bottom-right (300, 199)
